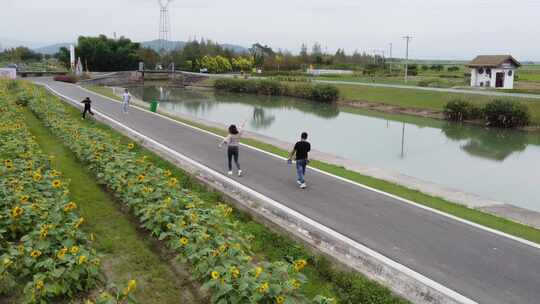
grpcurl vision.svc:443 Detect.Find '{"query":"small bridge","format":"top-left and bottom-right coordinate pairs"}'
top-left (78, 70), bottom-right (208, 87)
top-left (19, 71), bottom-right (67, 78)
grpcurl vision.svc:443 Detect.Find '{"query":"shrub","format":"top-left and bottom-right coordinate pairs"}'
top-left (483, 100), bottom-right (530, 128)
top-left (447, 66), bottom-right (460, 72)
top-left (214, 78), bottom-right (339, 103)
top-left (53, 74), bottom-right (77, 83)
top-left (443, 99), bottom-right (483, 121)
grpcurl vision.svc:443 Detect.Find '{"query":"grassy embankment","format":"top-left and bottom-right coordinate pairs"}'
top-left (44, 84), bottom-right (410, 304)
top-left (335, 83), bottom-right (540, 125)
top-left (85, 85), bottom-right (540, 246)
top-left (20, 107), bottom-right (189, 303)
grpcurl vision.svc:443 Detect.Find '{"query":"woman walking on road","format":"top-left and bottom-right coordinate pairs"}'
top-left (219, 121), bottom-right (246, 176)
top-left (122, 88), bottom-right (131, 114)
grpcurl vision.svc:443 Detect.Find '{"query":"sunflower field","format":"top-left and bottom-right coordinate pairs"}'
top-left (3, 80), bottom-right (334, 304)
top-left (0, 80), bottom-right (100, 303)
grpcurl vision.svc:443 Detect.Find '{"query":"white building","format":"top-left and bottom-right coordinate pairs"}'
top-left (468, 55), bottom-right (520, 89)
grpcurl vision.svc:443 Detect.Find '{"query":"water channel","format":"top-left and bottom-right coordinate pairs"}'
top-left (129, 85), bottom-right (540, 212)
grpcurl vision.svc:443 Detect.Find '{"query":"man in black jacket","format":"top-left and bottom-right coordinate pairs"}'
top-left (288, 132), bottom-right (311, 189)
top-left (81, 97), bottom-right (94, 119)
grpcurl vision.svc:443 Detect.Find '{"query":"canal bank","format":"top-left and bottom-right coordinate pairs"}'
top-left (95, 84), bottom-right (540, 231)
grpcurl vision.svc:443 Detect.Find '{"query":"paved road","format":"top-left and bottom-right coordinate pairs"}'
top-left (37, 79), bottom-right (540, 304)
top-left (315, 79), bottom-right (540, 99)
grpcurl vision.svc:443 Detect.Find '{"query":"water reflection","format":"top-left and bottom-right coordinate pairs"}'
top-left (252, 107), bottom-right (275, 129)
top-left (441, 123), bottom-right (529, 161)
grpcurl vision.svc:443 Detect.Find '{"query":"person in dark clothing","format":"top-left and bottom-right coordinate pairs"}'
top-left (288, 132), bottom-right (311, 189)
top-left (81, 97), bottom-right (94, 119)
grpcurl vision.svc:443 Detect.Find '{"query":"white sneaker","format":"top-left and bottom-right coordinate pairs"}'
top-left (300, 183), bottom-right (307, 189)
top-left (238, 170), bottom-right (242, 176)
top-left (297, 180), bottom-right (302, 185)
top-left (228, 171), bottom-right (233, 175)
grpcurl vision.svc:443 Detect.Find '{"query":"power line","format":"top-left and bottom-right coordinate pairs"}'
top-left (402, 35), bottom-right (413, 83)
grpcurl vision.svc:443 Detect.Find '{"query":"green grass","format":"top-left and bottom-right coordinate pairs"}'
top-left (83, 85), bottom-right (540, 246)
top-left (336, 83), bottom-right (540, 125)
top-left (21, 107), bottom-right (190, 304)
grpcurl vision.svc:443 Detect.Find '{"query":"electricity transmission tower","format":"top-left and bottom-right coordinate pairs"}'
top-left (158, 0), bottom-right (173, 52)
top-left (402, 35), bottom-right (413, 83)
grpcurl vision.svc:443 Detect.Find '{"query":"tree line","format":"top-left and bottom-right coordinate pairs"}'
top-left (3, 34), bottom-right (408, 73)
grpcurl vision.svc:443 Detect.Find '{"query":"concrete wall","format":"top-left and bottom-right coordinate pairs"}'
top-left (470, 65), bottom-right (516, 89)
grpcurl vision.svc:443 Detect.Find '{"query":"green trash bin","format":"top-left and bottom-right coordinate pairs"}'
top-left (150, 100), bottom-right (159, 112)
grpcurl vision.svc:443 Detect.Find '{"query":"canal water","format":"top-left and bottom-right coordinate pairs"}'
top-left (129, 85), bottom-right (540, 212)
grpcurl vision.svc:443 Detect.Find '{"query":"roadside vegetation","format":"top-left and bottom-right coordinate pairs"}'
top-left (0, 81), bottom-right (146, 304)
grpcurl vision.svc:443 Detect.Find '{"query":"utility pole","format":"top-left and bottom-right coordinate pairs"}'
top-left (402, 35), bottom-right (413, 83)
top-left (389, 43), bottom-right (393, 73)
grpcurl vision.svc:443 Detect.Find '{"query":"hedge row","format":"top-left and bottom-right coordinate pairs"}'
top-left (25, 82), bottom-right (334, 304)
top-left (0, 80), bottom-right (100, 303)
top-left (443, 99), bottom-right (531, 128)
top-left (214, 78), bottom-right (339, 103)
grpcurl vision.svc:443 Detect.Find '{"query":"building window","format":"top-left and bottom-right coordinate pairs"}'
top-left (480, 82), bottom-right (484, 87)
top-left (508, 70), bottom-right (513, 77)
top-left (486, 68), bottom-right (492, 76)
top-left (478, 68), bottom-right (484, 74)
top-left (486, 81), bottom-right (490, 87)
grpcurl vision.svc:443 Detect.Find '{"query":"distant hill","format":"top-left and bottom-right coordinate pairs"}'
top-left (34, 43), bottom-right (72, 55)
top-left (31, 39), bottom-right (248, 55)
top-left (140, 39), bottom-right (248, 53)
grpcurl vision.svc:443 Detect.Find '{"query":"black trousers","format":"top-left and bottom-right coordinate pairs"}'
top-left (82, 106), bottom-right (94, 119)
top-left (227, 146), bottom-right (240, 171)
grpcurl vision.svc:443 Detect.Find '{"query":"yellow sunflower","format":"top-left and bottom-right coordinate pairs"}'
top-left (10, 206), bottom-right (23, 218)
top-left (211, 271), bottom-right (220, 280)
top-left (168, 177), bottom-right (178, 187)
top-left (52, 179), bottom-right (62, 188)
top-left (179, 237), bottom-right (189, 246)
top-left (258, 282), bottom-right (269, 294)
top-left (137, 174), bottom-right (145, 182)
top-left (36, 280), bottom-right (44, 290)
top-left (293, 259), bottom-right (308, 272)
top-left (276, 296), bottom-right (286, 304)
top-left (254, 266), bottom-right (263, 278)
top-left (64, 202), bottom-right (77, 212)
top-left (70, 246), bottom-right (79, 254)
top-left (30, 250), bottom-right (42, 258)
top-left (57, 247), bottom-right (68, 259)
top-left (33, 172), bottom-right (42, 182)
top-left (19, 195), bottom-right (30, 203)
top-left (78, 255), bottom-right (87, 264)
top-left (127, 143), bottom-right (135, 150)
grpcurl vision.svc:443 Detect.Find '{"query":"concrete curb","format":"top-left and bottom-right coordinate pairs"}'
top-left (41, 83), bottom-right (478, 304)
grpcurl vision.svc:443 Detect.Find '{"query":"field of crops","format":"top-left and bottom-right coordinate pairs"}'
top-left (0, 81), bottom-right (143, 304)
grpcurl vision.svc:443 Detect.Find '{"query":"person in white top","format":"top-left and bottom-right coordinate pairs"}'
top-left (122, 88), bottom-right (131, 114)
top-left (219, 121), bottom-right (246, 176)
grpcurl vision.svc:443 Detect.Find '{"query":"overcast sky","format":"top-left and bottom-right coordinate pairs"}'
top-left (2, 0), bottom-right (540, 60)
